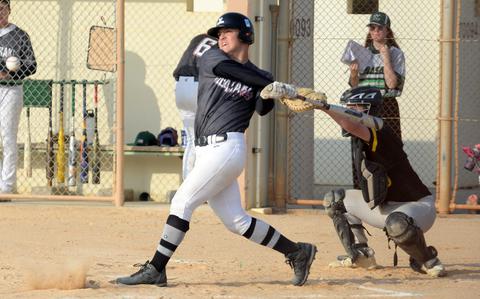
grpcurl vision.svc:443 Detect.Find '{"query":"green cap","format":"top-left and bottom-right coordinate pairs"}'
top-left (368, 12), bottom-right (391, 28)
top-left (133, 131), bottom-right (157, 146)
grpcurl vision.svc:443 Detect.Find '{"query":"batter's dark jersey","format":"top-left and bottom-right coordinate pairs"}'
top-left (173, 34), bottom-right (217, 80)
top-left (195, 48), bottom-right (274, 138)
top-left (0, 24), bottom-right (36, 80)
top-left (359, 126), bottom-right (431, 203)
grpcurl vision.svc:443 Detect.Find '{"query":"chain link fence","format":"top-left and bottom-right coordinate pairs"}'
top-left (0, 0), bottom-right (117, 200)
top-left (5, 0), bottom-right (478, 209)
top-left (287, 0), bottom-right (443, 204)
top-left (123, 2), bottom-right (220, 202)
top-left (3, 1), bottom-right (221, 202)
top-left (451, 0), bottom-right (480, 212)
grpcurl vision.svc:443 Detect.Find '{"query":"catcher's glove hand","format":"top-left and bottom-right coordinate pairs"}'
top-left (279, 88), bottom-right (328, 112)
top-left (260, 81), bottom-right (297, 100)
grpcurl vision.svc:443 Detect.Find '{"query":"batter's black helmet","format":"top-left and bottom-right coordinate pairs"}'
top-left (207, 12), bottom-right (254, 44)
top-left (340, 86), bottom-right (383, 116)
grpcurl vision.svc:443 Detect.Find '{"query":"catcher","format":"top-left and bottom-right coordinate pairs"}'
top-left (266, 85), bottom-right (446, 278)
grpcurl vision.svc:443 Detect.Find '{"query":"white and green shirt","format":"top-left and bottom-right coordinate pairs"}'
top-left (358, 45), bottom-right (405, 98)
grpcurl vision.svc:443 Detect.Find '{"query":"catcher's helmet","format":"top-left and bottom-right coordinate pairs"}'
top-left (207, 12), bottom-right (254, 44)
top-left (340, 86), bottom-right (383, 116)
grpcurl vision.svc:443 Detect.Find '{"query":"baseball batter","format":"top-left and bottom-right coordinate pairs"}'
top-left (0, 0), bottom-right (36, 197)
top-left (320, 86), bottom-right (446, 277)
top-left (116, 12), bottom-right (316, 287)
top-left (173, 33), bottom-right (217, 179)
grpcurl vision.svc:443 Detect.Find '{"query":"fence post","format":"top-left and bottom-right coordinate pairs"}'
top-left (267, 4), bottom-right (280, 208)
top-left (271, 0), bottom-right (291, 211)
top-left (114, 0), bottom-right (125, 207)
top-left (438, 0), bottom-right (455, 214)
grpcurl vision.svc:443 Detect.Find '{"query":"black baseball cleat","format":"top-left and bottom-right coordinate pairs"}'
top-left (285, 242), bottom-right (317, 286)
top-left (114, 261), bottom-right (167, 286)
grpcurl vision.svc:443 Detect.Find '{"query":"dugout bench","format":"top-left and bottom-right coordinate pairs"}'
top-left (123, 145), bottom-right (184, 157)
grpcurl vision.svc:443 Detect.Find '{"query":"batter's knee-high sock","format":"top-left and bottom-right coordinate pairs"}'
top-left (242, 217), bottom-right (299, 255)
top-left (150, 214), bottom-right (190, 271)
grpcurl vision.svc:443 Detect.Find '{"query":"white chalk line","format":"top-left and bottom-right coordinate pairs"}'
top-left (171, 258), bottom-right (208, 265)
top-left (213, 285), bottom-right (422, 298)
top-left (355, 285), bottom-right (422, 297)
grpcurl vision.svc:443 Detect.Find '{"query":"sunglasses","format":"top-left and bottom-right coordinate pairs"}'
top-left (368, 25), bottom-right (386, 31)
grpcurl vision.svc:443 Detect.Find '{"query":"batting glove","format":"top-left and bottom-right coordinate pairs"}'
top-left (260, 81), bottom-right (298, 100)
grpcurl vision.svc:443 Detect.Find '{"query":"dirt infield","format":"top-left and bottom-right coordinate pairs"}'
top-left (1, 201), bottom-right (479, 299)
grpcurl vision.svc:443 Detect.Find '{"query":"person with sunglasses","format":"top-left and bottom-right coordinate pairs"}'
top-left (349, 12), bottom-right (404, 139)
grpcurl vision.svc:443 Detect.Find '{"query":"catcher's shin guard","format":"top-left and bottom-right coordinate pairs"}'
top-left (384, 212), bottom-right (436, 266)
top-left (324, 189), bottom-right (360, 262)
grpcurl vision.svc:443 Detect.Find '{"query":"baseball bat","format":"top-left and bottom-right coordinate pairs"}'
top-left (91, 81), bottom-right (101, 184)
top-left (24, 107), bottom-right (32, 177)
top-left (46, 104), bottom-right (55, 187)
top-left (56, 82), bottom-right (65, 184)
top-left (80, 81), bottom-right (89, 183)
top-left (295, 94), bottom-right (384, 130)
top-left (67, 81), bottom-right (77, 187)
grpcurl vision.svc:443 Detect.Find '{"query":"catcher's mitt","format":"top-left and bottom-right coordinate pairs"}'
top-left (279, 88), bottom-right (328, 112)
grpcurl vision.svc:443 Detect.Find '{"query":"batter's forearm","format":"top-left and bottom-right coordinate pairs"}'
top-left (214, 61), bottom-right (273, 88)
top-left (255, 96), bottom-right (274, 115)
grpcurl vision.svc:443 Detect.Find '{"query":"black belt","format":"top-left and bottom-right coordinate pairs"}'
top-left (195, 133), bottom-right (228, 147)
top-left (175, 76), bottom-right (198, 82)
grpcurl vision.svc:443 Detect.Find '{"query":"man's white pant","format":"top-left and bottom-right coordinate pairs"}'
top-left (169, 132), bottom-right (252, 235)
top-left (175, 76), bottom-right (198, 180)
top-left (0, 85), bottom-right (23, 193)
top-left (343, 189), bottom-right (436, 233)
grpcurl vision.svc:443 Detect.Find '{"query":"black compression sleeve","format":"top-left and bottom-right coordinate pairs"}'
top-left (213, 60), bottom-right (273, 88)
top-left (255, 94), bottom-right (274, 115)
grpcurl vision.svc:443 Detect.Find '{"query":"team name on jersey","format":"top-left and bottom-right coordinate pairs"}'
top-left (363, 66), bottom-right (384, 74)
top-left (0, 47), bottom-right (15, 58)
top-left (214, 77), bottom-right (253, 100)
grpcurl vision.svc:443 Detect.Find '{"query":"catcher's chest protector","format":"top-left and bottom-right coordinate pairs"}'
top-left (352, 137), bottom-right (389, 209)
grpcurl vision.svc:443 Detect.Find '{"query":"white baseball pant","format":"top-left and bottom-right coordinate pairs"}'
top-left (0, 85), bottom-right (23, 193)
top-left (175, 76), bottom-right (198, 180)
top-left (169, 132), bottom-right (253, 235)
